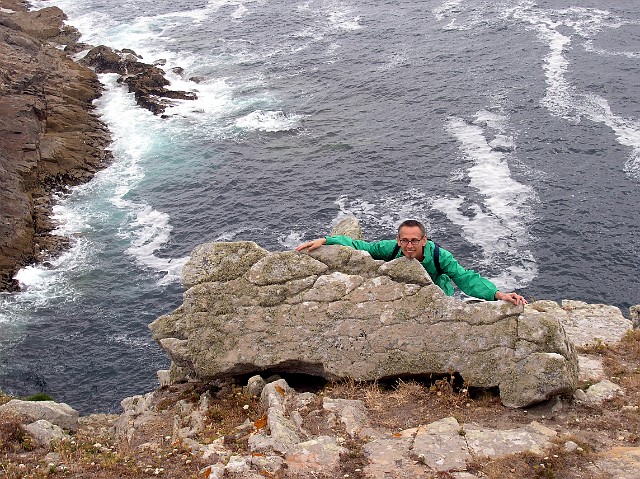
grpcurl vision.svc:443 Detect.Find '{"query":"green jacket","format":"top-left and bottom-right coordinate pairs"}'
top-left (325, 235), bottom-right (498, 301)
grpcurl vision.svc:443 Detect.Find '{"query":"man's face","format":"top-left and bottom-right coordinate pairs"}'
top-left (397, 225), bottom-right (426, 260)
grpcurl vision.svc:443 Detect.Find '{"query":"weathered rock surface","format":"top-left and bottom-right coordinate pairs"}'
top-left (110, 377), bottom-right (568, 479)
top-left (631, 304), bottom-right (639, 330)
top-left (573, 379), bottom-right (624, 406)
top-left (150, 240), bottom-right (579, 408)
top-left (533, 300), bottom-right (633, 347)
top-left (529, 300), bottom-right (634, 383)
top-left (0, 0), bottom-right (111, 290)
top-left (0, 399), bottom-right (79, 432)
top-left (591, 447), bottom-right (640, 479)
top-left (330, 215), bottom-right (364, 239)
top-left (364, 416), bottom-right (557, 477)
top-left (23, 419), bottom-right (70, 447)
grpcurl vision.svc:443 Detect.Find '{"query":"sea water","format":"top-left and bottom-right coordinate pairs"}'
top-left (0, 0), bottom-right (638, 413)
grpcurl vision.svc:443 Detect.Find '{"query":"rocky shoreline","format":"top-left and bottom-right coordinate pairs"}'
top-left (0, 0), bottom-right (110, 290)
top-left (0, 0), bottom-right (197, 291)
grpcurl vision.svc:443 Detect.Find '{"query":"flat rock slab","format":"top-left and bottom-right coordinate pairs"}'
top-left (463, 420), bottom-right (557, 458)
top-left (577, 354), bottom-right (605, 381)
top-left (364, 417), bottom-right (557, 477)
top-left (24, 419), bottom-right (70, 447)
top-left (591, 447), bottom-right (640, 479)
top-left (531, 300), bottom-right (633, 347)
top-left (412, 417), bottom-right (470, 471)
top-left (150, 242), bottom-right (579, 408)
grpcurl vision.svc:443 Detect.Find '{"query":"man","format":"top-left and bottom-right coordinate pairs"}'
top-left (296, 219), bottom-right (527, 306)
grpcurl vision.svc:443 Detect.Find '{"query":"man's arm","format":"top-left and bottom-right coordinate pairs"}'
top-left (494, 291), bottom-right (528, 306)
top-left (438, 247), bottom-right (527, 305)
top-left (296, 238), bottom-right (326, 252)
top-left (297, 236), bottom-right (396, 260)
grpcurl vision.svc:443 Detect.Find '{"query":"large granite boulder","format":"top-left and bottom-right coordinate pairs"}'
top-left (150, 241), bottom-right (579, 408)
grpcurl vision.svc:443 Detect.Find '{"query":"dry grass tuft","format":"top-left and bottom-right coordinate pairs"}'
top-left (201, 385), bottom-right (263, 450)
top-left (0, 418), bottom-right (32, 453)
top-left (339, 436), bottom-right (367, 479)
top-left (467, 441), bottom-right (608, 479)
top-left (0, 391), bottom-right (11, 407)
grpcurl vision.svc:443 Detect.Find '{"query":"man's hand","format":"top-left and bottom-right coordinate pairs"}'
top-left (295, 238), bottom-right (327, 252)
top-left (494, 291), bottom-right (528, 306)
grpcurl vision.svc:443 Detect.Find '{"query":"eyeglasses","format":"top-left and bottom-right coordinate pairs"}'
top-left (398, 237), bottom-right (424, 246)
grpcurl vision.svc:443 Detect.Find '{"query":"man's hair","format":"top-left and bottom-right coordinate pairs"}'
top-left (397, 219), bottom-right (426, 237)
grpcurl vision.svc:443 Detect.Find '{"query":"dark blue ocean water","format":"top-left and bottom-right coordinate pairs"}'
top-left (1, 0), bottom-right (638, 413)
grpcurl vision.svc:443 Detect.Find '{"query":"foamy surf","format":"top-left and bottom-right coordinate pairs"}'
top-left (236, 110), bottom-right (304, 132)
top-left (507, 3), bottom-right (640, 182)
top-left (433, 113), bottom-right (538, 290)
top-left (94, 75), bottom-right (190, 284)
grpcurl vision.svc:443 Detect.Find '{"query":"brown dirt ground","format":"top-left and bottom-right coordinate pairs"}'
top-left (1, 331), bottom-right (639, 478)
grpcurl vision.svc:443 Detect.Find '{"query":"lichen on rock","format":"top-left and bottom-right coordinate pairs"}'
top-left (150, 238), bottom-right (580, 408)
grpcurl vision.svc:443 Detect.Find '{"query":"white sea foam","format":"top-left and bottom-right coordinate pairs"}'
top-left (124, 206), bottom-right (188, 285)
top-left (292, 0), bottom-right (364, 53)
top-left (334, 191), bottom-right (434, 236)
top-left (432, 0), bottom-right (464, 22)
top-left (431, 115), bottom-right (538, 290)
top-left (278, 231), bottom-right (305, 249)
top-left (474, 110), bottom-right (508, 132)
top-left (0, 235), bottom-right (93, 325)
top-left (231, 4), bottom-right (249, 19)
top-left (161, 76), bottom-right (239, 125)
top-left (445, 117), bottom-right (535, 225)
top-left (107, 333), bottom-right (153, 349)
top-left (328, 7), bottom-right (362, 31)
top-left (507, 3), bottom-right (640, 182)
top-left (96, 74), bottom-right (190, 284)
top-left (584, 44), bottom-right (640, 59)
top-left (235, 110), bottom-right (303, 132)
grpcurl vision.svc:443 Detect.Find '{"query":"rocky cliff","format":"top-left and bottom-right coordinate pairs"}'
top-left (0, 0), bottom-right (110, 290)
top-left (0, 0), bottom-right (197, 291)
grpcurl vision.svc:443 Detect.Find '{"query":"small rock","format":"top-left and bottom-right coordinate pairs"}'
top-left (44, 452), bottom-right (61, 464)
top-left (630, 305), bottom-right (640, 329)
top-left (285, 436), bottom-right (347, 477)
top-left (157, 369), bottom-right (171, 387)
top-left (574, 379), bottom-right (623, 405)
top-left (225, 455), bottom-right (250, 474)
top-left (200, 464), bottom-right (225, 479)
top-left (330, 216), bottom-right (364, 239)
top-left (24, 420), bottom-right (69, 447)
top-left (247, 375), bottom-right (266, 396)
top-left (251, 454), bottom-right (284, 476)
top-left (564, 441), bottom-right (579, 453)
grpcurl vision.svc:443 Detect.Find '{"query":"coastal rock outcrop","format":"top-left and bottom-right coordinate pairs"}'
top-left (150, 240), bottom-right (579, 408)
top-left (80, 45), bottom-right (197, 115)
top-left (0, 0), bottom-right (110, 290)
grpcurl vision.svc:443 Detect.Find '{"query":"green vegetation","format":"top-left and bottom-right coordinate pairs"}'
top-left (23, 393), bottom-right (54, 402)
